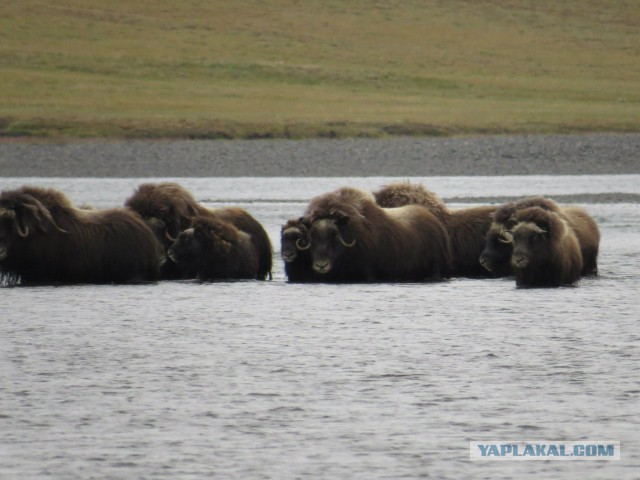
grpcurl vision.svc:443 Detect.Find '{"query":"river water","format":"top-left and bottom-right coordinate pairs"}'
top-left (1, 175), bottom-right (639, 479)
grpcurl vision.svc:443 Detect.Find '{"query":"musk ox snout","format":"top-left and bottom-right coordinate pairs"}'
top-left (282, 249), bottom-right (298, 263)
top-left (479, 254), bottom-right (493, 272)
top-left (312, 259), bottom-right (332, 274)
top-left (511, 254), bottom-right (529, 269)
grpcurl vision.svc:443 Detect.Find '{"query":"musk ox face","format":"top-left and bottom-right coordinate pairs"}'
top-left (510, 222), bottom-right (550, 270)
top-left (479, 224), bottom-right (513, 274)
top-left (308, 217), bottom-right (356, 275)
top-left (0, 193), bottom-right (66, 262)
top-left (167, 217), bottom-right (236, 266)
top-left (125, 183), bottom-right (200, 245)
top-left (280, 219), bottom-right (310, 264)
top-left (167, 228), bottom-right (205, 265)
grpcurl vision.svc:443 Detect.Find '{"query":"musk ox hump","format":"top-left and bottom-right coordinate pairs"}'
top-left (374, 182), bottom-right (450, 220)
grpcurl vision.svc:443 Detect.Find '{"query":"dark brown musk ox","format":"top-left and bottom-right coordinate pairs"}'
top-left (479, 196), bottom-right (600, 277)
top-left (280, 218), bottom-right (316, 283)
top-left (510, 206), bottom-right (583, 287)
top-left (124, 182), bottom-right (272, 280)
top-left (374, 182), bottom-right (496, 277)
top-left (167, 215), bottom-right (259, 281)
top-left (302, 187), bottom-right (451, 282)
top-left (0, 186), bottom-right (162, 285)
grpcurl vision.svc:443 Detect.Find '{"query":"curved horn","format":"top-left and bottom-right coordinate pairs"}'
top-left (337, 232), bottom-right (356, 248)
top-left (16, 221), bottom-right (30, 238)
top-left (165, 229), bottom-right (177, 243)
top-left (497, 231), bottom-right (513, 244)
top-left (295, 237), bottom-right (311, 251)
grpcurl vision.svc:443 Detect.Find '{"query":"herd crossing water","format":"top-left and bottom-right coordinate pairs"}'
top-left (1, 175), bottom-right (638, 479)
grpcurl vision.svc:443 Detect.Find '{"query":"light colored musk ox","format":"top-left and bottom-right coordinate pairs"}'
top-left (374, 182), bottom-right (495, 277)
top-left (510, 206), bottom-right (583, 287)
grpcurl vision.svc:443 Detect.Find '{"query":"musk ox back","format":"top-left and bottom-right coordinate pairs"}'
top-left (373, 182), bottom-right (450, 220)
top-left (304, 187), bottom-right (451, 282)
top-left (480, 197), bottom-right (599, 277)
top-left (167, 215), bottom-right (259, 281)
top-left (0, 186), bottom-right (161, 285)
top-left (373, 182), bottom-right (495, 277)
top-left (280, 218), bottom-right (315, 283)
top-left (510, 206), bottom-right (583, 287)
top-left (125, 182), bottom-right (272, 280)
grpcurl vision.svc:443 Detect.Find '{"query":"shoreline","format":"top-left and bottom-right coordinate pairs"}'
top-left (0, 133), bottom-right (639, 178)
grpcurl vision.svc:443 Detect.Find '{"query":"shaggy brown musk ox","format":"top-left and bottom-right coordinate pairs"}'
top-left (0, 186), bottom-right (162, 285)
top-left (280, 217), bottom-right (316, 283)
top-left (302, 187), bottom-right (451, 282)
top-left (510, 206), bottom-right (583, 287)
top-left (479, 196), bottom-right (599, 277)
top-left (374, 182), bottom-right (496, 277)
top-left (167, 215), bottom-right (260, 281)
top-left (125, 182), bottom-right (272, 280)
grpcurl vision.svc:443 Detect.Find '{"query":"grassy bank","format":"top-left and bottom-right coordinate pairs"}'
top-left (1, 0), bottom-right (638, 139)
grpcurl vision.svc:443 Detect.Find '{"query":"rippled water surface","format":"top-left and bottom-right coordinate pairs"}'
top-left (1, 176), bottom-right (639, 479)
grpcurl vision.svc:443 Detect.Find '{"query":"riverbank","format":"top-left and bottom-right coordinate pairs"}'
top-left (1, 133), bottom-right (639, 178)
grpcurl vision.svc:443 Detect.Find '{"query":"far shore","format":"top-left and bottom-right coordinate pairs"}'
top-left (1, 133), bottom-right (639, 178)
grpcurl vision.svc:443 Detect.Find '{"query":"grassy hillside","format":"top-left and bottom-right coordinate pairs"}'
top-left (1, 0), bottom-right (638, 139)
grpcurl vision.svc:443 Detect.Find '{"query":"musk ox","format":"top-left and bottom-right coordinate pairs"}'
top-left (510, 206), bottom-right (583, 287)
top-left (125, 182), bottom-right (272, 280)
top-left (302, 187), bottom-right (451, 282)
top-left (0, 186), bottom-right (162, 285)
top-left (167, 215), bottom-right (260, 281)
top-left (374, 182), bottom-right (495, 277)
top-left (280, 218), bottom-right (315, 283)
top-left (479, 196), bottom-right (599, 277)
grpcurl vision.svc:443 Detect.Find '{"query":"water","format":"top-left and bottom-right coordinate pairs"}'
top-left (1, 176), bottom-right (639, 479)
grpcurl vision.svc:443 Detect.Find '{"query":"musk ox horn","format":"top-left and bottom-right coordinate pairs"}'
top-left (165, 229), bottom-right (177, 243)
top-left (16, 221), bottom-right (30, 238)
top-left (337, 232), bottom-right (356, 248)
top-left (498, 231), bottom-right (513, 244)
top-left (295, 237), bottom-right (311, 251)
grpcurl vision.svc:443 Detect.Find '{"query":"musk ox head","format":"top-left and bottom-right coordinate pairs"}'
top-left (0, 190), bottom-right (67, 260)
top-left (125, 182), bottom-right (201, 247)
top-left (280, 218), bottom-right (310, 264)
top-left (308, 216), bottom-right (357, 275)
top-left (510, 207), bottom-right (560, 270)
top-left (167, 215), bottom-right (238, 266)
top-left (479, 223), bottom-right (514, 274)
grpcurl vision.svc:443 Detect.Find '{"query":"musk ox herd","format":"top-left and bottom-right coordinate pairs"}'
top-left (0, 181), bottom-right (600, 288)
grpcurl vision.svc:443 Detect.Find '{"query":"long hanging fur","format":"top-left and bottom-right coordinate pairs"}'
top-left (0, 186), bottom-right (162, 285)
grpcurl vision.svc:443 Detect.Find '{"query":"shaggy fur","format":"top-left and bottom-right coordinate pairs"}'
top-left (125, 182), bottom-right (272, 280)
top-left (0, 186), bottom-right (161, 285)
top-left (302, 187), bottom-right (451, 282)
top-left (373, 182), bottom-right (495, 277)
top-left (510, 207), bottom-right (583, 287)
top-left (373, 182), bottom-right (450, 220)
top-left (280, 218), bottom-right (315, 283)
top-left (480, 197), bottom-right (599, 276)
top-left (167, 215), bottom-right (260, 281)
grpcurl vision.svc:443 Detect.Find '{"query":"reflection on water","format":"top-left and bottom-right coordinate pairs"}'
top-left (1, 177), bottom-right (639, 479)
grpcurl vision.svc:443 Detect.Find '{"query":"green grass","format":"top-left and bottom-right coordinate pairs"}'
top-left (1, 0), bottom-right (638, 139)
